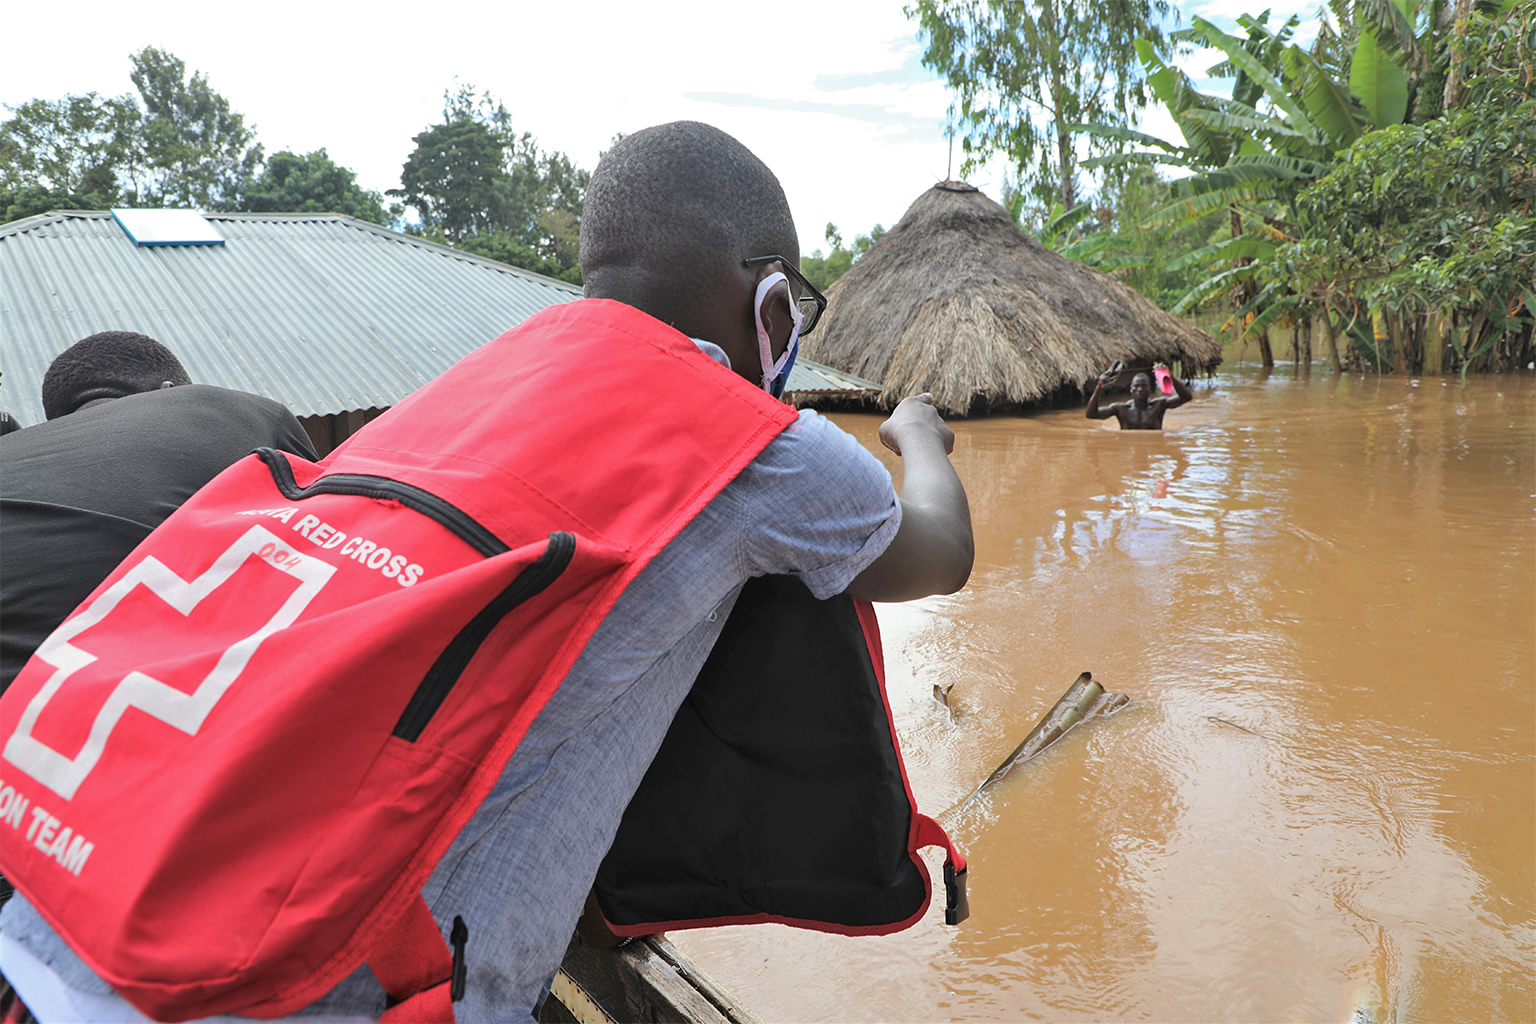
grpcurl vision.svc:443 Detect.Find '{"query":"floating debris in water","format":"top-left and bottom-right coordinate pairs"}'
top-left (1205, 716), bottom-right (1278, 742)
top-left (1206, 716), bottom-right (1263, 737)
top-left (975, 672), bottom-right (1129, 793)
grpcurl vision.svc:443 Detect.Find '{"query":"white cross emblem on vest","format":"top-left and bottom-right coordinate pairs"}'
top-left (3, 525), bottom-right (334, 800)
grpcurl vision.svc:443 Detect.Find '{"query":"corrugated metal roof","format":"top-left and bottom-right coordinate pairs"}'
top-left (0, 211), bottom-right (582, 425)
top-left (0, 210), bottom-right (877, 426)
top-left (783, 359), bottom-right (881, 397)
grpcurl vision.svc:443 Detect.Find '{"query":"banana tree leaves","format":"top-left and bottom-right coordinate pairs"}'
top-left (1355, 0), bottom-right (1420, 57)
top-left (1170, 162), bottom-right (1300, 198)
top-left (1350, 27), bottom-right (1410, 127)
top-left (1134, 36), bottom-right (1181, 111)
top-left (1191, 16), bottom-right (1321, 142)
top-left (1060, 234), bottom-right (1111, 259)
top-left (1238, 288), bottom-right (1301, 339)
top-left (1173, 263), bottom-right (1260, 315)
top-left (1183, 105), bottom-right (1310, 142)
top-left (1059, 233), bottom-right (1149, 270)
top-left (1231, 281), bottom-right (1282, 324)
top-left (1065, 121), bottom-right (1186, 153)
top-left (1079, 150), bottom-right (1195, 171)
top-left (1285, 46), bottom-right (1367, 145)
top-left (1091, 253), bottom-right (1154, 271)
top-left (1040, 202), bottom-right (1096, 243)
top-left (1165, 236), bottom-right (1279, 271)
top-left (1151, 180), bottom-right (1281, 226)
top-left (1227, 152), bottom-right (1333, 176)
top-left (1135, 37), bottom-right (1232, 166)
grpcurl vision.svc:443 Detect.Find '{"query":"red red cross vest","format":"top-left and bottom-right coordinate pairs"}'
top-left (0, 299), bottom-right (966, 1023)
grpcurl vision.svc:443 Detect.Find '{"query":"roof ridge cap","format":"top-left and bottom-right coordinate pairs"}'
top-left (374, 228), bottom-right (583, 293)
top-left (203, 211), bottom-right (347, 220)
top-left (0, 209), bottom-right (113, 238)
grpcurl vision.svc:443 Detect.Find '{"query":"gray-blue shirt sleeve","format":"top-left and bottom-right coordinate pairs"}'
top-left (731, 409), bottom-right (901, 599)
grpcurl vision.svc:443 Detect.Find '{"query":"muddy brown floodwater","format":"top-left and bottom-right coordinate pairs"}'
top-left (674, 367), bottom-right (1534, 1023)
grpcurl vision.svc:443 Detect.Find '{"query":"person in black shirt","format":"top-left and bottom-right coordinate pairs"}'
top-left (0, 331), bottom-right (316, 694)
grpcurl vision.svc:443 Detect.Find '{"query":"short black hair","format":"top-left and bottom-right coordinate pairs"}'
top-left (580, 121), bottom-right (798, 328)
top-left (42, 331), bottom-right (191, 420)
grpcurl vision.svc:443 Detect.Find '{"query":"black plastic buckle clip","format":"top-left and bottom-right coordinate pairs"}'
top-left (943, 862), bottom-right (970, 925)
top-left (449, 915), bottom-right (469, 1002)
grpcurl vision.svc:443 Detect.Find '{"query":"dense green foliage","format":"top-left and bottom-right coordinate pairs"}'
top-left (1094, 170), bottom-right (1229, 309)
top-left (0, 48), bottom-right (265, 213)
top-left (1047, 1), bottom-right (1533, 372)
top-left (129, 47), bottom-right (262, 209)
top-left (915, 0), bottom-right (1531, 372)
top-left (1, 59), bottom-right (586, 281)
top-left (800, 223), bottom-right (887, 290)
top-left (0, 92), bottom-right (139, 208)
top-left (1074, 7), bottom-right (1380, 362)
top-left (0, 48), bottom-right (256, 214)
top-left (0, 184), bottom-right (107, 223)
top-left (1268, 2), bottom-right (1535, 372)
top-left (907, 0), bottom-right (1175, 210)
top-left (241, 149), bottom-right (387, 223)
top-left (1002, 169), bottom-right (1226, 306)
top-left (390, 87), bottom-right (588, 283)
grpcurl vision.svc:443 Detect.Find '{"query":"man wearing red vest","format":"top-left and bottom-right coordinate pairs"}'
top-left (0, 121), bottom-right (972, 1022)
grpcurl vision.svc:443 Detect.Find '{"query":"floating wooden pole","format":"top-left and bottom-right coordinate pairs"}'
top-left (978, 672), bottom-right (1129, 791)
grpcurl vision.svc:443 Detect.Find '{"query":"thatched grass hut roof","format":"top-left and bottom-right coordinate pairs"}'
top-left (802, 181), bottom-right (1222, 415)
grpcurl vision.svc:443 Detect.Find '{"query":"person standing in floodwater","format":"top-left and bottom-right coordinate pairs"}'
top-left (1086, 367), bottom-right (1192, 430)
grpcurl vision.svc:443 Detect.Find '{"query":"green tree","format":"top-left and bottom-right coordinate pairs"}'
top-left (1007, 194), bottom-right (1152, 273)
top-left (907, 0), bottom-right (1176, 210)
top-left (394, 118), bottom-right (507, 241)
top-left (0, 93), bottom-right (140, 202)
top-left (457, 233), bottom-right (567, 280)
top-left (391, 86), bottom-right (589, 281)
top-left (999, 166), bottom-right (1226, 308)
top-left (1268, 0), bottom-right (1535, 373)
top-left (1, 47), bottom-right (272, 222)
top-left (1073, 10), bottom-right (1385, 364)
top-left (129, 46), bottom-right (262, 209)
top-left (801, 222), bottom-right (886, 290)
top-left (502, 142), bottom-right (587, 272)
top-left (0, 185), bottom-right (107, 223)
top-left (1096, 168), bottom-right (1229, 309)
top-left (1068, 3), bottom-right (1515, 370)
top-left (238, 149), bottom-right (387, 223)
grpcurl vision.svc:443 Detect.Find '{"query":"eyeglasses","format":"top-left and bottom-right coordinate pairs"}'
top-left (743, 256), bottom-right (828, 337)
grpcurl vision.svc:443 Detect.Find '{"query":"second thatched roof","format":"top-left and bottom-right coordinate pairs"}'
top-left (802, 182), bottom-right (1221, 415)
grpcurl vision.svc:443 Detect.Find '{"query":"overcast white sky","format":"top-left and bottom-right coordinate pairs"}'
top-left (3, 0), bottom-right (1328, 254)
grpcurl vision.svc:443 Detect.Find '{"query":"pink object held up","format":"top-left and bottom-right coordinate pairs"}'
top-left (1154, 367), bottom-right (1174, 395)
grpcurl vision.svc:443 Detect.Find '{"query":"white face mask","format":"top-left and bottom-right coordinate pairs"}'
top-left (754, 272), bottom-right (803, 398)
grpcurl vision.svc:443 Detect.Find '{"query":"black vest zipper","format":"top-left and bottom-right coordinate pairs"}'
top-left (256, 448), bottom-right (506, 557)
top-left (254, 448), bottom-right (577, 742)
top-left (392, 530), bottom-right (576, 741)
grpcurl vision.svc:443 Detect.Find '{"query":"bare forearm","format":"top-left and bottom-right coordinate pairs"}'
top-left (1086, 383), bottom-right (1109, 419)
top-left (896, 431), bottom-right (973, 585)
top-left (847, 430), bottom-right (973, 601)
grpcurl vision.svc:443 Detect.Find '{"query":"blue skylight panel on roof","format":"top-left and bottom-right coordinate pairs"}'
top-left (111, 208), bottom-right (225, 247)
